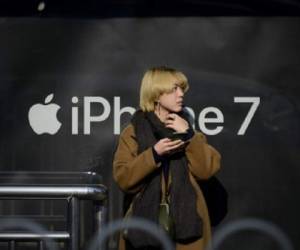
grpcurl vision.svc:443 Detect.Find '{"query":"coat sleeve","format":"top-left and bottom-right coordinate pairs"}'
top-left (185, 131), bottom-right (221, 180)
top-left (113, 125), bottom-right (160, 193)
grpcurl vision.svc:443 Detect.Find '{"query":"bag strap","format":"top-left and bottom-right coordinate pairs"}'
top-left (161, 164), bottom-right (171, 204)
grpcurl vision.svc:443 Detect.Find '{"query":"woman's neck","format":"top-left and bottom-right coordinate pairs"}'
top-left (154, 106), bottom-right (169, 123)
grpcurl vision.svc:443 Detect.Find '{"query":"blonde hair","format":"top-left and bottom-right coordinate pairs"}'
top-left (139, 66), bottom-right (189, 112)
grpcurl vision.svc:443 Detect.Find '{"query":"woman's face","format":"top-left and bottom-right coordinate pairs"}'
top-left (158, 83), bottom-right (184, 113)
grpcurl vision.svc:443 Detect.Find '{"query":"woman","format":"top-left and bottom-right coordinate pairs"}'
top-left (113, 66), bottom-right (221, 250)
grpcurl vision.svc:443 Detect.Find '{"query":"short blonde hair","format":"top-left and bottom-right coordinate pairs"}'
top-left (139, 66), bottom-right (189, 112)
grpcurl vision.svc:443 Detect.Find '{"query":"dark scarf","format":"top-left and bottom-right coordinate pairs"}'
top-left (125, 109), bottom-right (202, 248)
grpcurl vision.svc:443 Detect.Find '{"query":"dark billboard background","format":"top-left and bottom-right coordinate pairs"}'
top-left (0, 17), bottom-right (299, 249)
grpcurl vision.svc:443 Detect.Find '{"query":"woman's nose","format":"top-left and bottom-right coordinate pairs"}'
top-left (177, 87), bottom-right (184, 96)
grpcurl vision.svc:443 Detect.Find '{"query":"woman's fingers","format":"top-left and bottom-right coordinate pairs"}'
top-left (164, 114), bottom-right (189, 133)
top-left (165, 123), bottom-right (175, 129)
top-left (166, 113), bottom-right (177, 120)
top-left (163, 139), bottom-right (181, 146)
top-left (160, 138), bottom-right (172, 143)
top-left (169, 139), bottom-right (183, 145)
top-left (156, 138), bottom-right (185, 155)
top-left (166, 140), bottom-right (185, 151)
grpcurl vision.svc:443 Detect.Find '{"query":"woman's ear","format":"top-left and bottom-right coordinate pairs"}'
top-left (154, 101), bottom-right (161, 115)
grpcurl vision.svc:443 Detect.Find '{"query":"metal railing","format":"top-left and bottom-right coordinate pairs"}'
top-left (0, 172), bottom-right (108, 250)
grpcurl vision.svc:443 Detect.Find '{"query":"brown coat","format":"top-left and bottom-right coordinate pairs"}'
top-left (113, 124), bottom-right (221, 250)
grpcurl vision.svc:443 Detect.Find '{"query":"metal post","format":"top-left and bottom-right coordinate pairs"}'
top-left (93, 199), bottom-right (108, 250)
top-left (39, 240), bottom-right (44, 250)
top-left (93, 200), bottom-right (107, 233)
top-left (67, 197), bottom-right (80, 250)
top-left (8, 240), bottom-right (15, 250)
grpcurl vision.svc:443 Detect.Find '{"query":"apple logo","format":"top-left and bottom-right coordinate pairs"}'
top-left (28, 93), bottom-right (62, 135)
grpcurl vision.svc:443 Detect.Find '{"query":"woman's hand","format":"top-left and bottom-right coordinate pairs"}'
top-left (154, 138), bottom-right (186, 156)
top-left (164, 113), bottom-right (189, 133)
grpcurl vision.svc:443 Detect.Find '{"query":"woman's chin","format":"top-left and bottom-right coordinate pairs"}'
top-left (173, 106), bottom-right (183, 113)
top-left (165, 105), bottom-right (182, 113)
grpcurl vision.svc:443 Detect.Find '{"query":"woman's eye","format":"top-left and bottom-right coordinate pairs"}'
top-left (173, 86), bottom-right (178, 91)
top-left (169, 85), bottom-right (183, 93)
